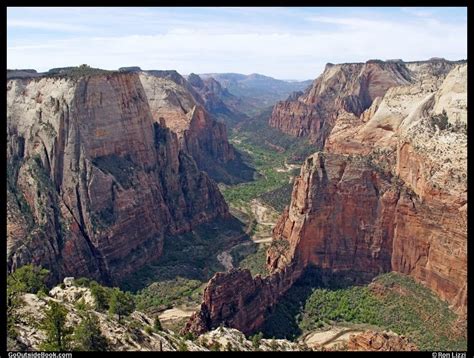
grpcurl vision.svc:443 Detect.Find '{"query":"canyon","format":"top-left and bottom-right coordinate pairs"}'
top-left (185, 59), bottom-right (467, 337)
top-left (7, 58), bottom-right (467, 351)
top-left (6, 68), bottom-right (233, 284)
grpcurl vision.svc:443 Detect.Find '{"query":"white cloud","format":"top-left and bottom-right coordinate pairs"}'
top-left (7, 9), bottom-right (467, 80)
top-left (8, 19), bottom-right (91, 32)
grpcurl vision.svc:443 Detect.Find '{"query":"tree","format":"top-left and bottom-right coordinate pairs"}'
top-left (7, 264), bottom-right (49, 294)
top-left (7, 265), bottom-right (49, 340)
top-left (251, 332), bottom-right (264, 349)
top-left (39, 301), bottom-right (72, 351)
top-left (108, 288), bottom-right (135, 322)
top-left (153, 317), bottom-right (163, 332)
top-left (89, 282), bottom-right (111, 311)
top-left (73, 313), bottom-right (108, 351)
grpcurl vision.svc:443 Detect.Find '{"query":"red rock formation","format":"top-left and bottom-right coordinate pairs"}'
top-left (269, 149), bottom-right (466, 312)
top-left (138, 71), bottom-right (253, 184)
top-left (267, 152), bottom-right (397, 282)
top-left (183, 265), bottom-right (302, 336)
top-left (186, 61), bottom-right (467, 335)
top-left (269, 60), bottom-right (412, 146)
top-left (7, 71), bottom-right (229, 283)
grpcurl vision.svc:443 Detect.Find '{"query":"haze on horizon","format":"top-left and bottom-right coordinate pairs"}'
top-left (7, 7), bottom-right (467, 81)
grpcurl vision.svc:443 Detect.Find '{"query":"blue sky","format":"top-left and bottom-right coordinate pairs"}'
top-left (7, 7), bottom-right (467, 80)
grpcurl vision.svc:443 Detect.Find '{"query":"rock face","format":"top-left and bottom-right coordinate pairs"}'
top-left (7, 71), bottom-right (229, 284)
top-left (269, 59), bottom-right (464, 148)
top-left (10, 284), bottom-right (308, 352)
top-left (183, 267), bottom-right (301, 336)
top-left (267, 152), bottom-right (397, 283)
top-left (139, 70), bottom-right (253, 184)
top-left (186, 60), bottom-right (467, 335)
top-left (187, 73), bottom-right (247, 124)
top-left (347, 331), bottom-right (418, 351)
top-left (269, 62), bottom-right (467, 312)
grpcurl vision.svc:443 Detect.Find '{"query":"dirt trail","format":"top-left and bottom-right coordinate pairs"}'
top-left (302, 324), bottom-right (383, 349)
top-left (159, 306), bottom-right (199, 322)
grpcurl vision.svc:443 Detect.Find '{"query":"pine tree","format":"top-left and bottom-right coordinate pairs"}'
top-left (108, 288), bottom-right (135, 322)
top-left (7, 265), bottom-right (49, 341)
top-left (8, 264), bottom-right (49, 294)
top-left (73, 313), bottom-right (108, 351)
top-left (153, 316), bottom-right (163, 332)
top-left (39, 301), bottom-right (72, 351)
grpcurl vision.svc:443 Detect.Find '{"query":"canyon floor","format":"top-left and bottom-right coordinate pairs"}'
top-left (117, 113), bottom-right (466, 351)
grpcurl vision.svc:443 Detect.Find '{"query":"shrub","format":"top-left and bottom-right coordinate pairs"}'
top-left (39, 301), bottom-right (72, 351)
top-left (74, 277), bottom-right (92, 287)
top-left (72, 313), bottom-right (108, 351)
top-left (153, 317), bottom-right (163, 332)
top-left (108, 288), bottom-right (135, 322)
top-left (144, 325), bottom-right (153, 335)
top-left (89, 282), bottom-right (112, 311)
top-left (7, 264), bottom-right (49, 295)
top-left (251, 332), bottom-right (263, 349)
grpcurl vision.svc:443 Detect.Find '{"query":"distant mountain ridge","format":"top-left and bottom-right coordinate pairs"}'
top-left (196, 72), bottom-right (312, 116)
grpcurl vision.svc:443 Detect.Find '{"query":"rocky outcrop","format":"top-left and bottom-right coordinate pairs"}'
top-left (267, 152), bottom-right (397, 283)
top-left (10, 283), bottom-right (310, 351)
top-left (269, 59), bottom-right (464, 148)
top-left (7, 71), bottom-right (229, 284)
top-left (187, 73), bottom-right (248, 125)
top-left (347, 331), bottom-right (417, 351)
top-left (269, 63), bottom-right (467, 312)
top-left (139, 71), bottom-right (253, 184)
top-left (183, 266), bottom-right (302, 336)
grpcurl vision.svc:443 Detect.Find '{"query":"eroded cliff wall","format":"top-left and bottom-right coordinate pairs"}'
top-left (185, 60), bottom-right (467, 335)
top-left (7, 71), bottom-right (229, 284)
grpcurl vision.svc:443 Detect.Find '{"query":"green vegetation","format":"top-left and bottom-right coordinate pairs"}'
top-left (39, 301), bottom-right (73, 351)
top-left (73, 313), bottom-right (109, 351)
top-left (222, 107), bottom-right (312, 212)
top-left (46, 64), bottom-right (113, 79)
top-left (234, 107), bottom-right (315, 164)
top-left (222, 141), bottom-right (289, 207)
top-left (262, 269), bottom-right (467, 351)
top-left (7, 264), bottom-right (49, 295)
top-left (259, 183), bottom-right (294, 212)
top-left (251, 332), bottom-right (264, 349)
top-left (233, 244), bottom-right (270, 277)
top-left (108, 288), bottom-right (136, 322)
top-left (89, 281), bottom-right (114, 312)
top-left (7, 265), bottom-right (50, 340)
top-left (119, 217), bottom-right (248, 292)
top-left (135, 278), bottom-right (203, 313)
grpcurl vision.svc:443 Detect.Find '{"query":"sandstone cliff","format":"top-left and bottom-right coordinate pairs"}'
top-left (138, 70), bottom-right (253, 184)
top-left (186, 73), bottom-right (248, 125)
top-left (269, 62), bottom-right (467, 312)
top-left (183, 266), bottom-right (301, 335)
top-left (269, 59), bottom-right (464, 148)
top-left (186, 60), bottom-right (467, 335)
top-left (7, 70), bottom-right (229, 284)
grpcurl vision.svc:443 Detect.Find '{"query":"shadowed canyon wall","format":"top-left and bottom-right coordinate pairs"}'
top-left (7, 71), bottom-right (229, 284)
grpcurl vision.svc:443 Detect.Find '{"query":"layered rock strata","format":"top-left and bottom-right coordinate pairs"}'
top-left (269, 59), bottom-right (465, 148)
top-left (186, 60), bottom-right (467, 335)
top-left (138, 70), bottom-right (253, 183)
top-left (7, 71), bottom-right (229, 284)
